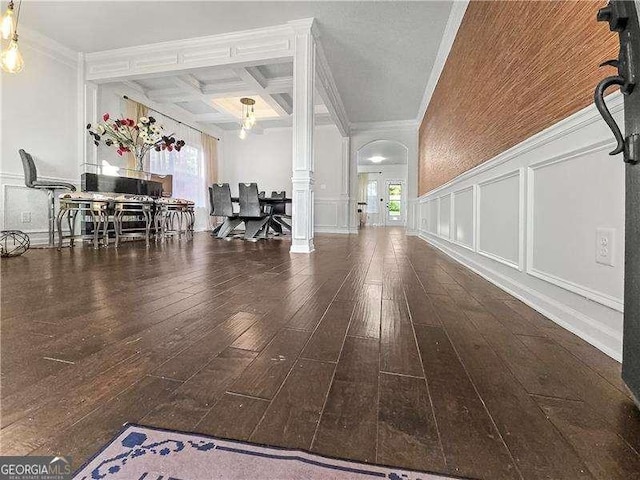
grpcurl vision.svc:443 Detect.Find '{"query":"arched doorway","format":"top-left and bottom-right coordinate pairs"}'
top-left (356, 140), bottom-right (409, 227)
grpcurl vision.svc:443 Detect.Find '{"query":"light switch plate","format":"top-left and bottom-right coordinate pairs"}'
top-left (596, 227), bottom-right (615, 266)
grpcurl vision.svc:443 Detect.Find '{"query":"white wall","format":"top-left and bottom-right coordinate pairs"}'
top-left (95, 83), bottom-right (130, 169)
top-left (219, 123), bottom-right (348, 233)
top-left (357, 163), bottom-right (408, 226)
top-left (221, 128), bottom-right (293, 197)
top-left (0, 29), bottom-right (80, 243)
top-left (417, 93), bottom-right (625, 361)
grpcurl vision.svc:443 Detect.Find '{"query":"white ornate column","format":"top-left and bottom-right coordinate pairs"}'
top-left (290, 20), bottom-right (316, 253)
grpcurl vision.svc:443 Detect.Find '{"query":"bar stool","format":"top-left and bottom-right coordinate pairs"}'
top-left (57, 192), bottom-right (112, 249)
top-left (154, 198), bottom-right (194, 241)
top-left (112, 194), bottom-right (154, 247)
top-left (20, 149), bottom-right (76, 247)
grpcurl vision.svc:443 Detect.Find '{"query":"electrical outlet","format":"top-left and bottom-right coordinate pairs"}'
top-left (596, 227), bottom-right (615, 266)
top-left (21, 212), bottom-right (31, 224)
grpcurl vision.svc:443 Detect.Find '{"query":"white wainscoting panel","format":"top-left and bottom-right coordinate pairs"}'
top-left (315, 199), bottom-right (339, 228)
top-left (0, 173), bottom-right (81, 245)
top-left (438, 194), bottom-right (451, 239)
top-left (314, 197), bottom-right (350, 234)
top-left (527, 142), bottom-right (624, 311)
top-left (416, 92), bottom-right (625, 361)
top-left (452, 186), bottom-right (474, 250)
top-left (427, 199), bottom-right (438, 235)
top-left (477, 170), bottom-right (522, 270)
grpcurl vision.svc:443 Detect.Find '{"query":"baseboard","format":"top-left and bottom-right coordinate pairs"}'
top-left (315, 226), bottom-right (352, 234)
top-left (418, 232), bottom-right (622, 362)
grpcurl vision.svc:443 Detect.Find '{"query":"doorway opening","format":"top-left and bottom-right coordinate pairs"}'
top-left (356, 140), bottom-right (408, 227)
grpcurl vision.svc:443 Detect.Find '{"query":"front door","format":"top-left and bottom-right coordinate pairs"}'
top-left (385, 181), bottom-right (405, 225)
top-left (596, 0), bottom-right (640, 406)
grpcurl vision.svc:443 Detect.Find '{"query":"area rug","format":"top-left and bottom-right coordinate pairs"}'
top-left (73, 424), bottom-right (459, 480)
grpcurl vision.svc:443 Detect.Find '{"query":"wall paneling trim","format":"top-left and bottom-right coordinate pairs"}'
top-left (417, 93), bottom-right (625, 361)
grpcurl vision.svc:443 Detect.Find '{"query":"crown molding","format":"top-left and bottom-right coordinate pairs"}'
top-left (415, 0), bottom-right (469, 126)
top-left (350, 119), bottom-right (419, 133)
top-left (18, 26), bottom-right (80, 69)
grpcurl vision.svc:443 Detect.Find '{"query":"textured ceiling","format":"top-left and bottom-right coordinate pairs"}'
top-left (21, 1), bottom-right (453, 123)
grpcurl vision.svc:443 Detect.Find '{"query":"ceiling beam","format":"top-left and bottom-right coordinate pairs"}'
top-left (233, 67), bottom-right (291, 118)
top-left (146, 77), bottom-right (293, 104)
top-left (172, 74), bottom-right (204, 95)
top-left (314, 40), bottom-right (349, 136)
top-left (192, 112), bottom-right (239, 123)
top-left (269, 93), bottom-right (293, 115)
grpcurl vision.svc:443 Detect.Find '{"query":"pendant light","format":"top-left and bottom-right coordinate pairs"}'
top-left (1, 0), bottom-right (23, 74)
top-left (239, 97), bottom-right (256, 138)
top-left (1, 33), bottom-right (23, 73)
top-left (0, 1), bottom-right (14, 40)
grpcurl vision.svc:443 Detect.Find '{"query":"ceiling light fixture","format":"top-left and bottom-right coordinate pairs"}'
top-left (0, 1), bottom-right (15, 40)
top-left (238, 97), bottom-right (256, 138)
top-left (369, 156), bottom-right (385, 163)
top-left (1, 0), bottom-right (24, 74)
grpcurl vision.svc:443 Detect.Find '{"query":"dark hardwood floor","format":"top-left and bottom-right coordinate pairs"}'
top-left (1, 228), bottom-right (639, 479)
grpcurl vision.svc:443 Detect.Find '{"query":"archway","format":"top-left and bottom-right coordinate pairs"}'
top-left (355, 140), bottom-right (409, 227)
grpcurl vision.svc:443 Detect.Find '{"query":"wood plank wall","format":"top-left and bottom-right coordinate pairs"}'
top-left (418, 0), bottom-right (619, 195)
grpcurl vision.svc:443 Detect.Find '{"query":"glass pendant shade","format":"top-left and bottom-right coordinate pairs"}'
top-left (0, 4), bottom-right (14, 40)
top-left (239, 97), bottom-right (256, 132)
top-left (239, 127), bottom-right (247, 140)
top-left (1, 36), bottom-right (24, 73)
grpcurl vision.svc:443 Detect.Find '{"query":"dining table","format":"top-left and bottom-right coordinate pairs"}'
top-left (229, 196), bottom-right (292, 205)
top-left (229, 195), bottom-right (291, 235)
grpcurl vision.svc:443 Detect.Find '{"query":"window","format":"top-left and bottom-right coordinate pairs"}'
top-left (149, 145), bottom-right (206, 207)
top-left (388, 183), bottom-right (402, 217)
top-left (366, 180), bottom-right (378, 214)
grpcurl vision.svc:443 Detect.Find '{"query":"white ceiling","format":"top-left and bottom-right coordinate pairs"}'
top-left (21, 1), bottom-right (454, 124)
top-left (357, 140), bottom-right (408, 165)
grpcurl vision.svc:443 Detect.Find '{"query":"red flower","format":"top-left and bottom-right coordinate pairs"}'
top-left (103, 113), bottom-right (110, 121)
top-left (116, 149), bottom-right (123, 156)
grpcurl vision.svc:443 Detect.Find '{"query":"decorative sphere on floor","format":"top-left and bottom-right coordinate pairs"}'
top-left (0, 230), bottom-right (30, 257)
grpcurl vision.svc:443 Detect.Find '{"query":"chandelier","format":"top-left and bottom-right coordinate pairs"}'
top-left (1, 0), bottom-right (24, 74)
top-left (239, 97), bottom-right (256, 139)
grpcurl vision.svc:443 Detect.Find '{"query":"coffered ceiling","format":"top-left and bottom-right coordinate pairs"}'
top-left (20, 1), bottom-right (454, 124)
top-left (107, 62), bottom-right (332, 131)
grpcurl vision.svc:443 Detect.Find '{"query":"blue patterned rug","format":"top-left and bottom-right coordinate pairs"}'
top-left (73, 424), bottom-right (461, 479)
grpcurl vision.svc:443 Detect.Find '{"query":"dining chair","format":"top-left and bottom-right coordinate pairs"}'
top-left (210, 183), bottom-right (242, 239)
top-left (238, 183), bottom-right (270, 241)
top-left (271, 190), bottom-right (291, 232)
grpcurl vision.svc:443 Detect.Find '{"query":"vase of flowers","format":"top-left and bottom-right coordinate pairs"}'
top-left (87, 113), bottom-right (185, 173)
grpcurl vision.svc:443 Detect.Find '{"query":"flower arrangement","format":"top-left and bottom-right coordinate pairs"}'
top-left (87, 113), bottom-right (185, 171)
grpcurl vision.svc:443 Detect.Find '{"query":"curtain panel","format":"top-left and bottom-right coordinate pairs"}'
top-left (202, 133), bottom-right (218, 187)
